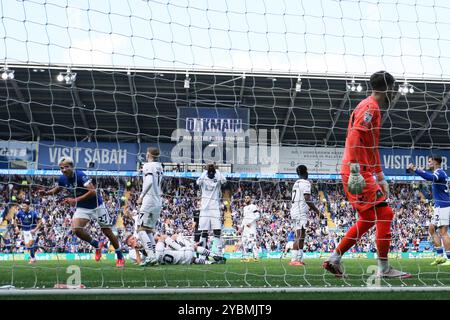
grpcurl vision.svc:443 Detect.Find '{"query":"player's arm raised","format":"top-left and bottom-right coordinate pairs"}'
top-left (196, 170), bottom-right (207, 186)
top-left (408, 163), bottom-right (442, 182)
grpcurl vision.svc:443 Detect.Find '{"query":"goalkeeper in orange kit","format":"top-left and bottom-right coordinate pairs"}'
top-left (323, 71), bottom-right (411, 279)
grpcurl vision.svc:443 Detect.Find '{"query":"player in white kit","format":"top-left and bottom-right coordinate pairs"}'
top-left (289, 165), bottom-right (322, 266)
top-left (196, 164), bottom-right (227, 256)
top-left (136, 147), bottom-right (164, 266)
top-left (125, 233), bottom-right (226, 265)
top-left (239, 194), bottom-right (260, 262)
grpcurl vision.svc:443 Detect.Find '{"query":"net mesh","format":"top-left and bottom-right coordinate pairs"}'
top-left (0, 0), bottom-right (449, 291)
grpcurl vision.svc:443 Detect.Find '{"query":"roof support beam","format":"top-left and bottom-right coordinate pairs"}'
top-left (239, 74), bottom-right (246, 103)
top-left (413, 90), bottom-right (450, 144)
top-left (280, 88), bottom-right (299, 142)
top-left (324, 91), bottom-right (350, 144)
top-left (9, 79), bottom-right (40, 139)
top-left (127, 72), bottom-right (142, 144)
top-left (70, 83), bottom-right (92, 142)
top-left (380, 91), bottom-right (402, 127)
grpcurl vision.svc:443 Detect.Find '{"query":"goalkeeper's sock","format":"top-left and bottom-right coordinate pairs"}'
top-left (90, 239), bottom-right (99, 249)
top-left (291, 250), bottom-right (298, 261)
top-left (29, 247), bottom-right (35, 258)
top-left (329, 251), bottom-right (342, 263)
top-left (435, 247), bottom-right (444, 257)
top-left (115, 248), bottom-right (124, 260)
top-left (378, 258), bottom-right (389, 273)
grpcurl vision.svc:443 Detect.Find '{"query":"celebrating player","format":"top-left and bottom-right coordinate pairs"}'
top-left (239, 194), bottom-right (260, 262)
top-left (136, 147), bottom-right (164, 266)
top-left (408, 156), bottom-right (450, 266)
top-left (196, 164), bottom-right (227, 256)
top-left (14, 199), bottom-right (42, 264)
top-left (323, 71), bottom-right (411, 278)
top-left (289, 165), bottom-right (322, 266)
top-left (41, 156), bottom-right (125, 267)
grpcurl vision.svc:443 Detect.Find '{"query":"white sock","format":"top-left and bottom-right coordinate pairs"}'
top-left (165, 238), bottom-right (183, 250)
top-left (291, 250), bottom-right (298, 261)
top-left (138, 231), bottom-right (155, 258)
top-left (214, 236), bottom-right (223, 256)
top-left (253, 245), bottom-right (259, 259)
top-left (298, 249), bottom-right (304, 262)
top-left (196, 246), bottom-right (210, 257)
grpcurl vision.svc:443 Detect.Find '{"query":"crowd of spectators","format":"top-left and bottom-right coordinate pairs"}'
top-left (0, 175), bottom-right (434, 255)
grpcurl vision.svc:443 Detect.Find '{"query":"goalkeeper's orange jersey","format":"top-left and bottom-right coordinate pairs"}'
top-left (341, 96), bottom-right (383, 175)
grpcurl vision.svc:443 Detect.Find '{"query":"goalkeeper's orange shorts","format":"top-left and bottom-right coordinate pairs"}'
top-left (341, 172), bottom-right (386, 213)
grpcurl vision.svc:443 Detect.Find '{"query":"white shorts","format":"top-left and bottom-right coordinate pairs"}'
top-left (285, 241), bottom-right (294, 250)
top-left (73, 203), bottom-right (113, 227)
top-left (22, 231), bottom-right (34, 246)
top-left (137, 204), bottom-right (162, 229)
top-left (291, 217), bottom-right (307, 231)
top-left (128, 249), bottom-right (144, 263)
top-left (242, 235), bottom-right (256, 250)
top-left (433, 206), bottom-right (450, 227)
top-left (158, 249), bottom-right (194, 265)
top-left (199, 209), bottom-right (221, 231)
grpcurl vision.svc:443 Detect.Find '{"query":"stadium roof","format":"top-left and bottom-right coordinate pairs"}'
top-left (1, 64), bottom-right (449, 149)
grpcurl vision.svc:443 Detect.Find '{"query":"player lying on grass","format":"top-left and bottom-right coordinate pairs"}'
top-left (408, 156), bottom-right (450, 266)
top-left (125, 233), bottom-right (227, 265)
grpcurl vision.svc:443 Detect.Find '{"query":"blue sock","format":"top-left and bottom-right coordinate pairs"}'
top-left (90, 239), bottom-right (99, 249)
top-left (29, 247), bottom-right (35, 258)
top-left (115, 249), bottom-right (123, 260)
top-left (446, 251), bottom-right (450, 260)
top-left (436, 247), bottom-right (444, 256)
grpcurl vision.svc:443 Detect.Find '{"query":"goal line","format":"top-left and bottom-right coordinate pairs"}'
top-left (1, 286), bottom-right (450, 296)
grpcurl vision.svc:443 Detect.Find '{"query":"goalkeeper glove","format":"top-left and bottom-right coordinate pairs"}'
top-left (347, 163), bottom-right (366, 195)
top-left (378, 179), bottom-right (389, 198)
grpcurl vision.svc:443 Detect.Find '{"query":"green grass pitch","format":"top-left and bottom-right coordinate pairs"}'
top-left (1, 258), bottom-right (450, 299)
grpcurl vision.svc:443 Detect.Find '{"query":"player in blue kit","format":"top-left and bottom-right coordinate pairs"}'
top-left (40, 156), bottom-right (125, 267)
top-left (14, 199), bottom-right (42, 263)
top-left (408, 155), bottom-right (450, 266)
